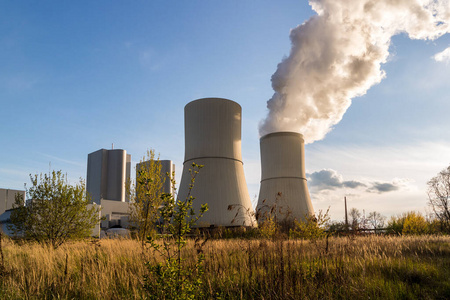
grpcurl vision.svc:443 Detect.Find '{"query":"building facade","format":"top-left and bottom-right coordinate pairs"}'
top-left (0, 188), bottom-right (26, 234)
top-left (86, 149), bottom-right (131, 204)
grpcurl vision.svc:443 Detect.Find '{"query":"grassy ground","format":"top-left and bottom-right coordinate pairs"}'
top-left (0, 235), bottom-right (448, 299)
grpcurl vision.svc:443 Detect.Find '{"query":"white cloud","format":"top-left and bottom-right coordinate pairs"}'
top-left (304, 141), bottom-right (450, 220)
top-left (307, 167), bottom-right (414, 218)
top-left (242, 140), bottom-right (450, 218)
top-left (434, 47), bottom-right (450, 63)
top-left (306, 141), bottom-right (450, 185)
top-left (307, 169), bottom-right (367, 190)
top-left (307, 168), bottom-right (412, 194)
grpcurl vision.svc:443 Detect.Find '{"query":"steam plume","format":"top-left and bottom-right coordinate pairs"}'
top-left (260, 0), bottom-right (450, 143)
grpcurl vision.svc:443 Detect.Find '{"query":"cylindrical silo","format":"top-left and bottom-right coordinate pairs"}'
top-left (256, 132), bottom-right (314, 222)
top-left (178, 98), bottom-right (255, 227)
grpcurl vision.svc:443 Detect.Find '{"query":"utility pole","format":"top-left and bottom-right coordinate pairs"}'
top-left (344, 196), bottom-right (349, 232)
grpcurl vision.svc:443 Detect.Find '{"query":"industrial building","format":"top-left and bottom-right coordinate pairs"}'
top-left (3, 99), bottom-right (316, 237)
top-left (257, 132), bottom-right (314, 222)
top-left (87, 149), bottom-right (176, 234)
top-left (0, 188), bottom-right (25, 215)
top-left (0, 188), bottom-right (26, 234)
top-left (86, 148), bottom-right (131, 231)
top-left (87, 148), bottom-right (131, 204)
top-left (136, 160), bottom-right (175, 196)
top-left (178, 98), bottom-right (256, 227)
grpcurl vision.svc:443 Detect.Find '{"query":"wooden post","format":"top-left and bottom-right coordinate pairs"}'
top-left (344, 196), bottom-right (349, 232)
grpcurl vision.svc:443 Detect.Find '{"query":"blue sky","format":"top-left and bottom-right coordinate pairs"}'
top-left (1, 1), bottom-right (449, 221)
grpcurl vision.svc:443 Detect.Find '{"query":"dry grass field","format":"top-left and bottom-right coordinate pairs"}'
top-left (0, 235), bottom-right (449, 299)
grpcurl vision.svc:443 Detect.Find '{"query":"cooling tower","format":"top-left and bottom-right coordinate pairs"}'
top-left (178, 98), bottom-right (255, 227)
top-left (256, 132), bottom-right (314, 222)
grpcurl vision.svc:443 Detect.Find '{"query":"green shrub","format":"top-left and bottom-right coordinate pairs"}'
top-left (144, 163), bottom-right (208, 300)
top-left (290, 208), bottom-right (330, 241)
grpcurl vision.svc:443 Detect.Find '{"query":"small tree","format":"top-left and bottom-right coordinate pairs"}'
top-left (402, 211), bottom-right (428, 235)
top-left (367, 211), bottom-right (386, 233)
top-left (8, 171), bottom-right (100, 249)
top-left (387, 214), bottom-right (405, 235)
top-left (145, 163), bottom-right (208, 300)
top-left (349, 208), bottom-right (362, 231)
top-left (128, 149), bottom-right (166, 245)
top-left (427, 165), bottom-right (450, 233)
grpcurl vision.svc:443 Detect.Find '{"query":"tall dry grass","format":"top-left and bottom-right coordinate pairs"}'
top-left (0, 238), bottom-right (148, 299)
top-left (0, 235), bottom-right (449, 299)
top-left (201, 235), bottom-right (450, 299)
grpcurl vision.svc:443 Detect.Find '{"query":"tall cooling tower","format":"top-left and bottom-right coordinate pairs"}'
top-left (178, 98), bottom-right (255, 227)
top-left (256, 132), bottom-right (314, 222)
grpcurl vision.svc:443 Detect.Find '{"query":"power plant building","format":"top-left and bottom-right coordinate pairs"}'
top-left (0, 188), bottom-right (26, 234)
top-left (0, 188), bottom-right (25, 215)
top-left (257, 132), bottom-right (314, 222)
top-left (86, 148), bottom-right (131, 231)
top-left (86, 149), bottom-right (131, 204)
top-left (136, 160), bottom-right (175, 196)
top-left (178, 98), bottom-right (256, 227)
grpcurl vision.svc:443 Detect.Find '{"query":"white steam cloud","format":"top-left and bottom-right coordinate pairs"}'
top-left (260, 0), bottom-right (450, 143)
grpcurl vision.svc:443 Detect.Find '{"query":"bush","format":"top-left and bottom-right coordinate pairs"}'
top-left (402, 212), bottom-right (428, 235)
top-left (8, 171), bottom-right (100, 249)
top-left (290, 208), bottom-right (330, 241)
top-left (387, 211), bottom-right (429, 235)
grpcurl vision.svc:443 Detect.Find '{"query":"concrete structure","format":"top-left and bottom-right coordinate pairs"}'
top-left (98, 199), bottom-right (130, 229)
top-left (136, 160), bottom-right (175, 196)
top-left (256, 132), bottom-right (314, 222)
top-left (178, 98), bottom-right (255, 227)
top-left (0, 210), bottom-right (14, 235)
top-left (86, 149), bottom-right (132, 234)
top-left (0, 188), bottom-right (26, 235)
top-left (0, 188), bottom-right (25, 215)
top-left (86, 149), bottom-right (131, 204)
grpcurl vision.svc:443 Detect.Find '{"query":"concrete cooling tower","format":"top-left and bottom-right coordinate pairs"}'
top-left (256, 132), bottom-right (314, 222)
top-left (178, 98), bottom-right (255, 227)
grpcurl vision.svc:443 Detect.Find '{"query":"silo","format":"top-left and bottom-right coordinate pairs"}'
top-left (256, 132), bottom-right (314, 222)
top-left (178, 98), bottom-right (255, 227)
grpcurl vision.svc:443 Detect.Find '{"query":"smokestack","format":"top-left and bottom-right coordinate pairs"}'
top-left (178, 98), bottom-right (255, 227)
top-left (256, 132), bottom-right (314, 222)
